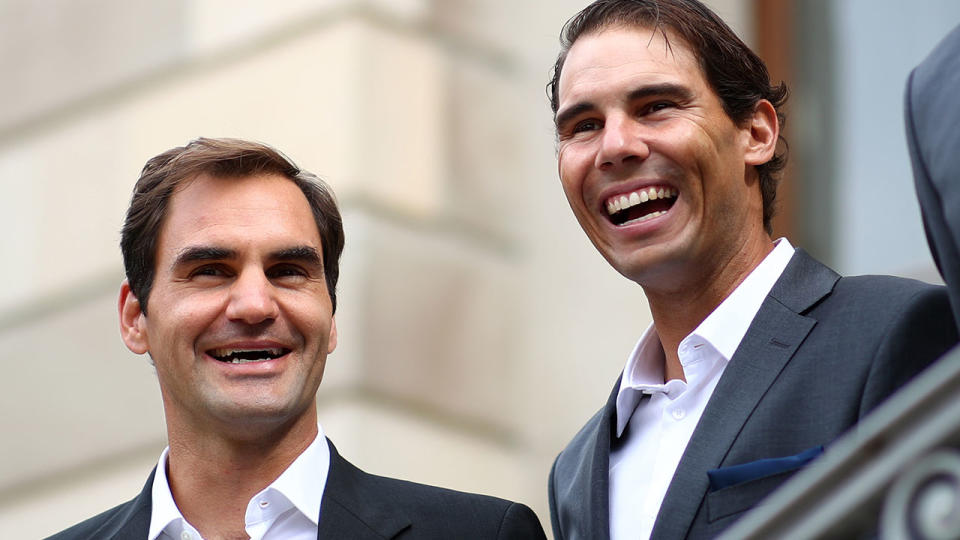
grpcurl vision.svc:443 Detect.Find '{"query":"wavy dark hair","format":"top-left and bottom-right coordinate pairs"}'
top-left (547, 0), bottom-right (788, 233)
top-left (121, 137), bottom-right (345, 314)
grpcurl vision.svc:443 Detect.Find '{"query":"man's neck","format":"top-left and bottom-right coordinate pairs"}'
top-left (164, 414), bottom-right (318, 539)
top-left (644, 237), bottom-right (774, 382)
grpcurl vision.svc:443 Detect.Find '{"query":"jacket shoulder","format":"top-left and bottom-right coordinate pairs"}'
top-left (44, 497), bottom-right (147, 540)
top-left (807, 273), bottom-right (951, 323)
top-left (363, 471), bottom-right (544, 537)
top-left (835, 273), bottom-right (946, 298)
top-left (826, 274), bottom-right (955, 335)
top-left (324, 446), bottom-right (546, 539)
top-left (45, 470), bottom-right (153, 540)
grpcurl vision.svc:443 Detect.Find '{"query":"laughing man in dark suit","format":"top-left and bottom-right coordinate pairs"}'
top-left (48, 138), bottom-right (546, 540)
top-left (546, 1), bottom-right (958, 539)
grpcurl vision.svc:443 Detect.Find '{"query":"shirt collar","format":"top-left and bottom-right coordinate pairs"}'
top-left (614, 238), bottom-right (795, 437)
top-left (620, 324), bottom-right (667, 390)
top-left (614, 323), bottom-right (669, 437)
top-left (264, 424), bottom-right (329, 527)
top-left (148, 425), bottom-right (330, 540)
top-left (692, 238), bottom-right (795, 360)
top-left (148, 447), bottom-right (181, 540)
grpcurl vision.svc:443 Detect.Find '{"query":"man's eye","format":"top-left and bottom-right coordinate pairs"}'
top-left (645, 101), bottom-right (675, 114)
top-left (573, 119), bottom-right (602, 133)
top-left (269, 265), bottom-right (308, 279)
top-left (191, 265), bottom-right (228, 278)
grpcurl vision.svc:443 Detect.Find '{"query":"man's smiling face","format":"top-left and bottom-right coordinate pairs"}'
top-left (555, 25), bottom-right (769, 292)
top-left (119, 172), bottom-right (337, 435)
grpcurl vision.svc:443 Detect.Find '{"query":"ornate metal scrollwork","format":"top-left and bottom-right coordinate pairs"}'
top-left (882, 450), bottom-right (960, 540)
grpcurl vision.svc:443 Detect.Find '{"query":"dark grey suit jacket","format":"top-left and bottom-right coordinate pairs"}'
top-left (48, 439), bottom-right (547, 540)
top-left (906, 23), bottom-right (960, 332)
top-left (549, 250), bottom-right (957, 540)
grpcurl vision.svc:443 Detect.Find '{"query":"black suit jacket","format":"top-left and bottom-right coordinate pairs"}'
top-left (906, 23), bottom-right (960, 333)
top-left (48, 439), bottom-right (547, 540)
top-left (548, 250), bottom-right (957, 540)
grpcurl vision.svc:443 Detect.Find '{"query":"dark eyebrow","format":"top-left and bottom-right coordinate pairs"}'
top-left (171, 245), bottom-right (322, 270)
top-left (554, 83), bottom-right (695, 132)
top-left (625, 82), bottom-right (694, 104)
top-left (269, 246), bottom-right (323, 267)
top-left (555, 102), bottom-right (596, 133)
top-left (172, 246), bottom-right (235, 269)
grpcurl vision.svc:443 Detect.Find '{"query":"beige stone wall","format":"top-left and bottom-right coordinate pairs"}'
top-left (0, 1), bottom-right (750, 537)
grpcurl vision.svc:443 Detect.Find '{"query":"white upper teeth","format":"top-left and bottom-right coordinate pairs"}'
top-left (606, 187), bottom-right (677, 216)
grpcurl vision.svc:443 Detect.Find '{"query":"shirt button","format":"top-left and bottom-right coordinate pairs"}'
top-left (181, 532), bottom-right (193, 540)
top-left (672, 408), bottom-right (686, 420)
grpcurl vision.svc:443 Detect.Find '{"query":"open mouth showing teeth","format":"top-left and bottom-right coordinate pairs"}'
top-left (208, 348), bottom-right (290, 364)
top-left (606, 186), bottom-right (678, 226)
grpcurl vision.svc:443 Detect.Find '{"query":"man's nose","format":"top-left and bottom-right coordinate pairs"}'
top-left (225, 270), bottom-right (279, 324)
top-left (595, 115), bottom-right (649, 170)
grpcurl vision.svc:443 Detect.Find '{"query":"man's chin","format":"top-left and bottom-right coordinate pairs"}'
top-left (205, 396), bottom-right (307, 428)
top-left (609, 251), bottom-right (694, 290)
top-left (605, 248), bottom-right (670, 283)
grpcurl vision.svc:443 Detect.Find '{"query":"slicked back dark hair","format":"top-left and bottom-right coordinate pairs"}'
top-left (121, 137), bottom-right (345, 315)
top-left (547, 0), bottom-right (788, 233)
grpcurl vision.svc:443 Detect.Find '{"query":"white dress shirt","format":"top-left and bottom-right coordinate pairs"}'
top-left (149, 425), bottom-right (331, 540)
top-left (609, 239), bottom-right (795, 540)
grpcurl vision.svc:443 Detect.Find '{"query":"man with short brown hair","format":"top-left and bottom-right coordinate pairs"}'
top-left (49, 138), bottom-right (546, 540)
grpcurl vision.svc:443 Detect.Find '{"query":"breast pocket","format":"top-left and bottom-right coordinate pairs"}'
top-left (705, 467), bottom-right (799, 523)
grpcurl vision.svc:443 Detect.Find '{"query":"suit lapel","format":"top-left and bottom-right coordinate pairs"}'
top-left (650, 250), bottom-right (838, 539)
top-left (585, 379), bottom-right (619, 540)
top-left (99, 469), bottom-right (153, 540)
top-left (317, 440), bottom-right (411, 539)
top-left (553, 376), bottom-right (619, 540)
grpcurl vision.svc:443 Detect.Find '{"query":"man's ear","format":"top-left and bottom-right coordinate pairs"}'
top-left (118, 280), bottom-right (149, 355)
top-left (327, 316), bottom-right (338, 354)
top-left (743, 99), bottom-right (779, 166)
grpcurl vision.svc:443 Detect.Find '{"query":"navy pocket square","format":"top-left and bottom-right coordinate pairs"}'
top-left (707, 445), bottom-right (824, 492)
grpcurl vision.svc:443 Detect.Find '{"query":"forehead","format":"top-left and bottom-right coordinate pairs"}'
top-left (557, 25), bottom-right (707, 106)
top-left (158, 173), bottom-right (321, 256)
